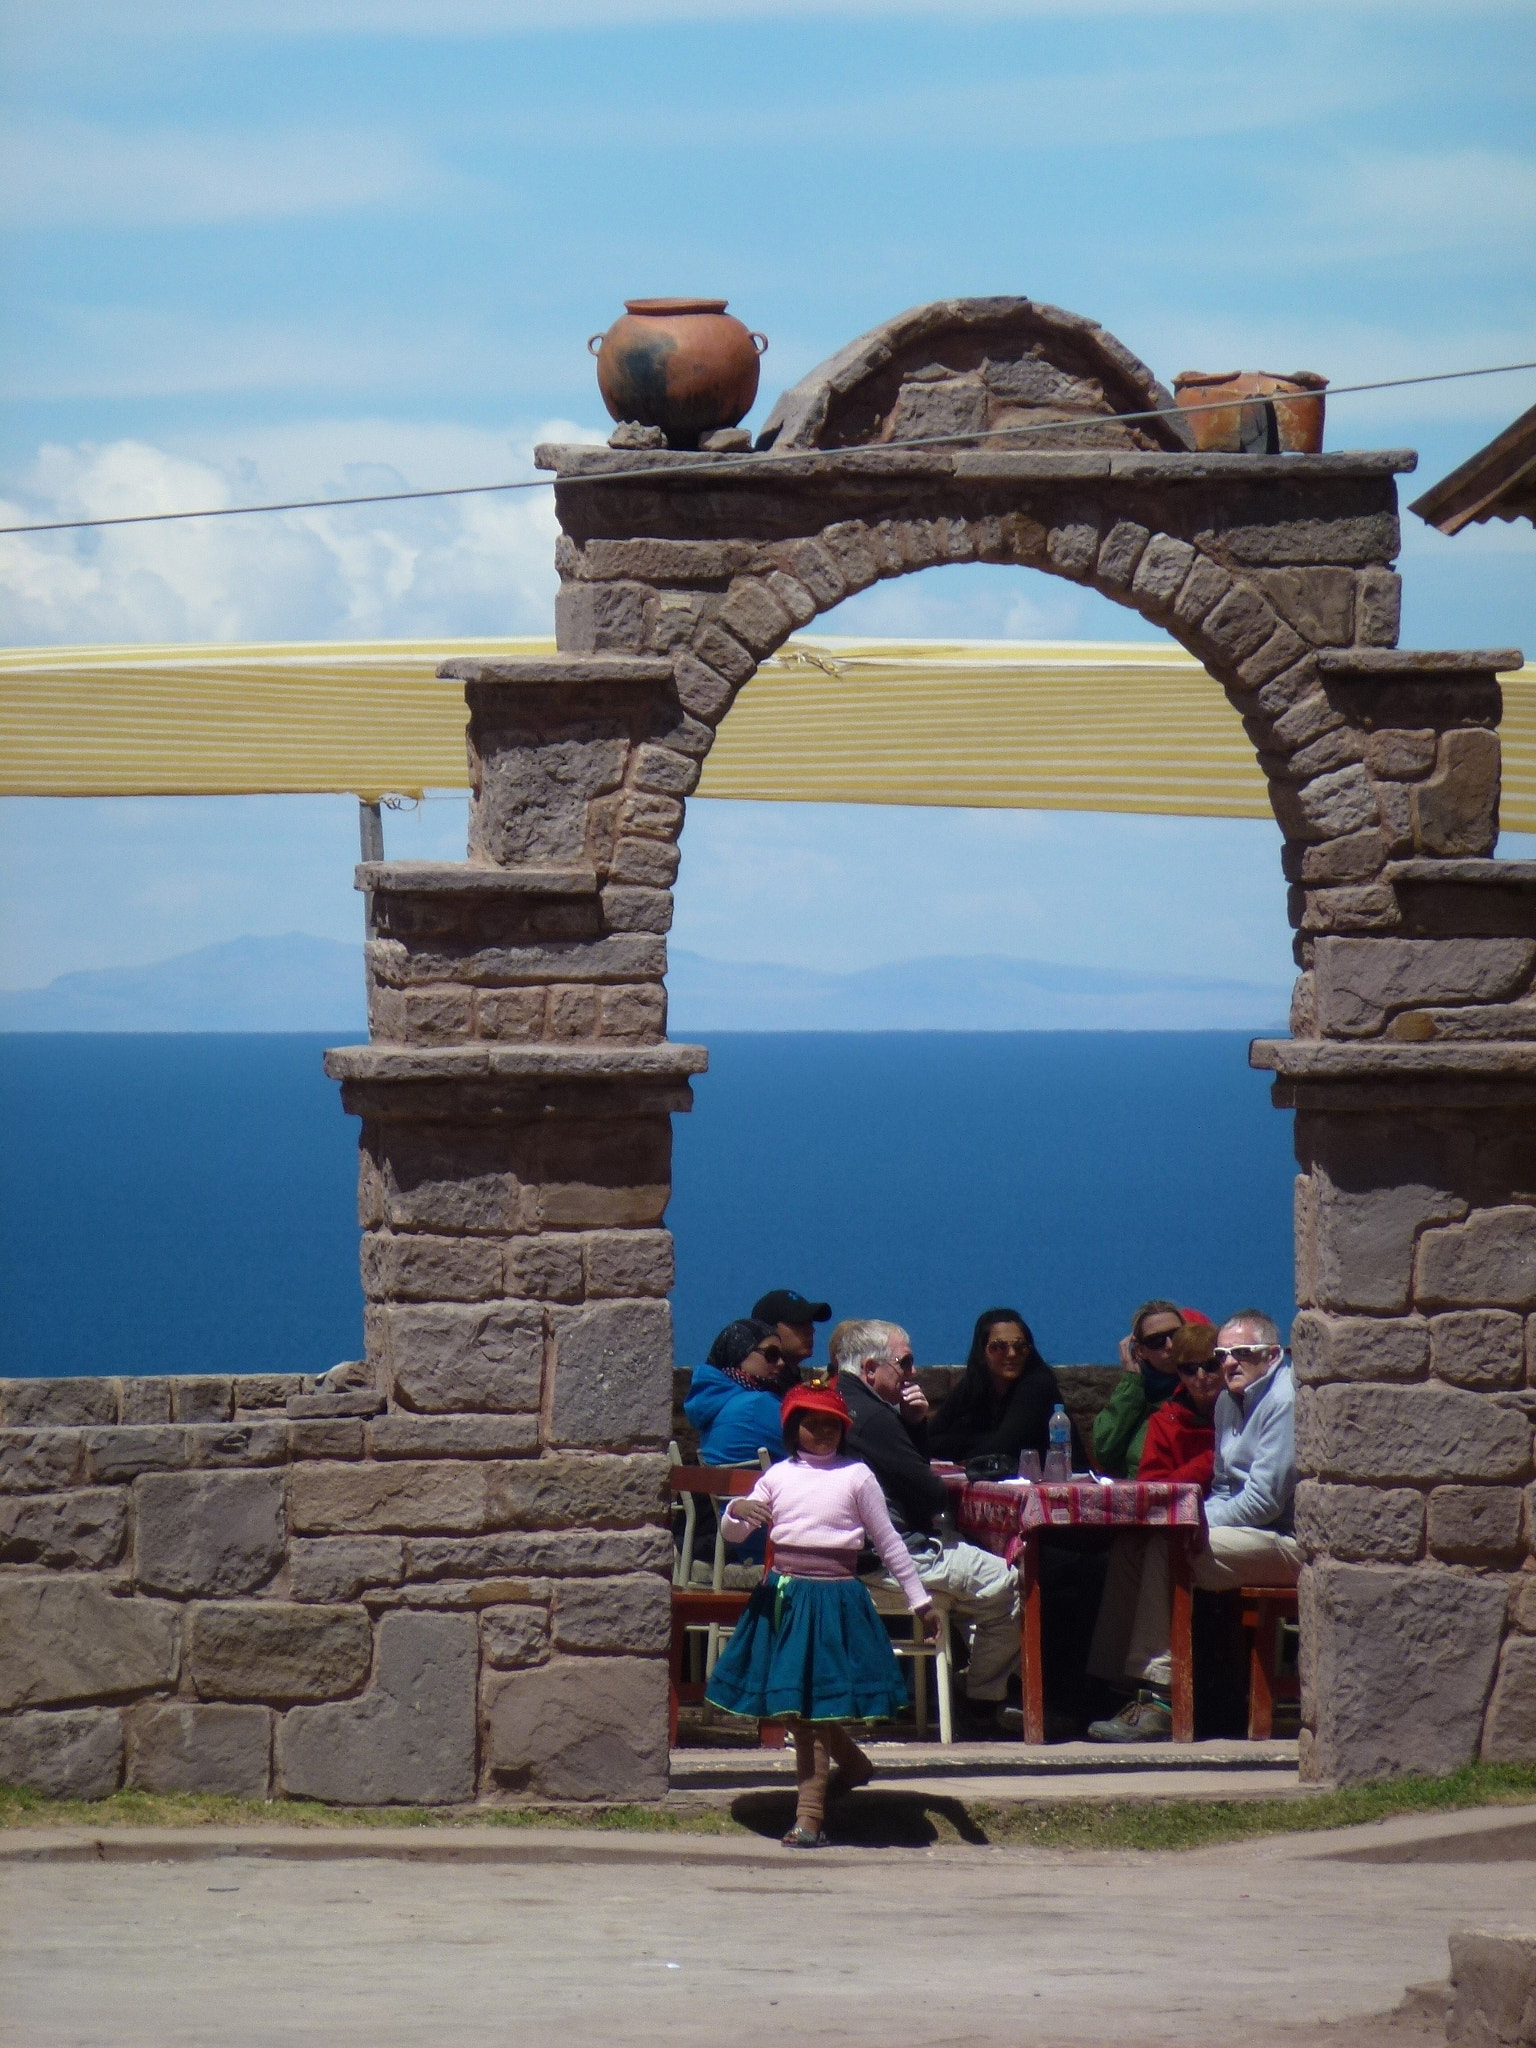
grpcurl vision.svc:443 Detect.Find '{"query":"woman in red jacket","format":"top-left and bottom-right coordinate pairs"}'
top-left (1084, 1319), bottom-right (1223, 1738)
top-left (1136, 1321), bottom-right (1223, 1484)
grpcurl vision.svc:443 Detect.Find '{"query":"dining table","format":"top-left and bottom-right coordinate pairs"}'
top-left (937, 1469), bottom-right (1207, 1744)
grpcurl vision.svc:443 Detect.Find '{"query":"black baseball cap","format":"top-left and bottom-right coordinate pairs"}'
top-left (752, 1288), bottom-right (831, 1326)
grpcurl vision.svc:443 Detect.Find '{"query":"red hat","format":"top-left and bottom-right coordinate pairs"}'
top-left (1180, 1309), bottom-right (1214, 1327)
top-left (780, 1382), bottom-right (851, 1430)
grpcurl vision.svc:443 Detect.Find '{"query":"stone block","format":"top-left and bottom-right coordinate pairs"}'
top-left (597, 984), bottom-right (667, 1044)
top-left (771, 537), bottom-right (847, 608)
top-left (715, 577), bottom-right (794, 659)
top-left (1481, 1636), bottom-right (1536, 1762)
top-left (1431, 1310), bottom-right (1526, 1390)
top-left (0, 1378), bottom-right (117, 1428)
top-left (474, 988), bottom-right (545, 1041)
top-left (289, 1536), bottom-right (405, 1602)
top-left (546, 1299), bottom-right (673, 1448)
top-left (1314, 936), bottom-right (1536, 1038)
top-left (671, 650), bottom-right (736, 722)
top-left (1418, 1208), bottom-right (1536, 1310)
top-left (1294, 1480), bottom-right (1423, 1562)
top-left (505, 1233), bottom-right (584, 1302)
top-left (554, 578), bottom-right (648, 654)
top-left (1428, 1485), bottom-right (1524, 1563)
top-left (600, 884), bottom-right (673, 934)
top-left (1199, 581), bottom-right (1279, 661)
top-left (1271, 684), bottom-right (1343, 753)
top-left (1303, 1560), bottom-right (1507, 1783)
top-left (1096, 520), bottom-right (1149, 590)
top-left (404, 1525), bottom-right (672, 1582)
top-left (0, 1578), bottom-right (179, 1710)
top-left (1130, 535), bottom-right (1195, 611)
top-left (386, 1301), bottom-right (544, 1414)
top-left (83, 1427), bottom-right (191, 1483)
top-left (690, 621), bottom-right (755, 688)
top-left (1297, 1382), bottom-right (1533, 1484)
top-left (186, 1602), bottom-right (372, 1703)
top-left (0, 1428), bottom-right (83, 1495)
top-left (1284, 830), bottom-right (1387, 887)
top-left (1270, 764), bottom-right (1379, 844)
top-left (607, 837), bottom-right (679, 889)
top-left (126, 1702), bottom-right (271, 1796)
top-left (764, 570), bottom-right (816, 628)
top-left (482, 1654), bottom-right (668, 1800)
top-left (619, 789), bottom-right (684, 841)
top-left (189, 1421), bottom-right (288, 1467)
top-left (172, 1378), bottom-right (233, 1424)
top-left (233, 1375), bottom-right (300, 1412)
top-left (1413, 728), bottom-right (1501, 859)
top-left (120, 1379), bottom-right (172, 1424)
top-left (135, 1469), bottom-right (286, 1598)
top-left (1365, 728), bottom-right (1437, 780)
top-left (0, 1487), bottom-right (127, 1569)
top-left (551, 1573), bottom-right (670, 1654)
top-left (1046, 514), bottom-right (1100, 580)
top-left (481, 1602), bottom-right (551, 1669)
top-left (489, 1452), bottom-right (668, 1530)
top-left (582, 1229), bottom-right (674, 1299)
top-left (1355, 567), bottom-right (1402, 646)
top-left (629, 742), bottom-right (701, 799)
top-left (360, 1232), bottom-right (503, 1304)
top-left (368, 1414), bottom-right (540, 1459)
top-left (1254, 567), bottom-right (1355, 646)
top-left (0, 1708), bottom-right (122, 1798)
top-left (546, 987), bottom-right (599, 1038)
top-left (1512, 1573), bottom-right (1536, 1632)
top-left (1446, 1927), bottom-right (1536, 2041)
top-left (290, 1460), bottom-right (499, 1535)
top-left (289, 1419), bottom-right (365, 1459)
top-left (280, 1611), bottom-right (477, 1805)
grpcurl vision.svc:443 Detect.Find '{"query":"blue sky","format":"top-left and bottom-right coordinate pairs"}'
top-left (1, 0), bottom-right (1533, 993)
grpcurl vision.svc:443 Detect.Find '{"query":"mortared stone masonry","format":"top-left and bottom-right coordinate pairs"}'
top-left (1, 298), bottom-right (1532, 1795)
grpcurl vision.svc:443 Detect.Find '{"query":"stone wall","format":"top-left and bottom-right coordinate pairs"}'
top-left (2, 297), bottom-right (1532, 1797)
top-left (0, 1370), bottom-right (671, 1802)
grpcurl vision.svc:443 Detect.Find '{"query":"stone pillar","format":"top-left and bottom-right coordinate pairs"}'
top-left (322, 652), bottom-right (714, 1800)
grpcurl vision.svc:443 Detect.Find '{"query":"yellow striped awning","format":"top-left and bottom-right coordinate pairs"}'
top-left (3, 635), bottom-right (1535, 830)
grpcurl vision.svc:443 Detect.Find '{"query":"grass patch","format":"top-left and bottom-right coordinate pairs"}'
top-left (972, 1762), bottom-right (1536, 1852)
top-left (3, 1762), bottom-right (1533, 1852)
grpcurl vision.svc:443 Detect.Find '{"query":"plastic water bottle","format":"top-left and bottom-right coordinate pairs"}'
top-left (1044, 1403), bottom-right (1072, 1481)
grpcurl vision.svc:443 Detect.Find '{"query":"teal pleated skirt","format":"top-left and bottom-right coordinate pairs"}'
top-left (704, 1572), bottom-right (911, 1725)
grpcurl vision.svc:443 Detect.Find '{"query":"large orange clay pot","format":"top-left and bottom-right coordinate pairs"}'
top-left (1173, 369), bottom-right (1328, 454)
top-left (589, 299), bottom-right (767, 447)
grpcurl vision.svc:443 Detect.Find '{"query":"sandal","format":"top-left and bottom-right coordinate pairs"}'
top-left (781, 1826), bottom-right (829, 1849)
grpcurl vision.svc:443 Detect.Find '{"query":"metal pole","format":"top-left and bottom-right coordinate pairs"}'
top-left (359, 798), bottom-right (383, 938)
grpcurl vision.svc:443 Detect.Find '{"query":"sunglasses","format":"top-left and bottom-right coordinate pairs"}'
top-left (1211, 1345), bottom-right (1278, 1366)
top-left (1136, 1329), bottom-right (1178, 1351)
top-left (758, 1346), bottom-right (786, 1365)
top-left (1177, 1359), bottom-right (1224, 1378)
top-left (986, 1338), bottom-right (1027, 1355)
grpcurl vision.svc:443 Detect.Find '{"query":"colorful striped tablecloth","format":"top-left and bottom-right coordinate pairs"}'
top-left (956, 1477), bottom-right (1205, 1553)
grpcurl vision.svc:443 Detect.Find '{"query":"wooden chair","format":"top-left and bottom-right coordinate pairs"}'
top-left (1241, 1584), bottom-right (1300, 1739)
top-left (667, 1445), bottom-right (769, 1745)
top-left (864, 1581), bottom-right (956, 1744)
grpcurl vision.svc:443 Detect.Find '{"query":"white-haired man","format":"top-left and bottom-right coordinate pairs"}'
top-left (833, 1318), bottom-right (1022, 1733)
top-left (1088, 1308), bottom-right (1299, 1743)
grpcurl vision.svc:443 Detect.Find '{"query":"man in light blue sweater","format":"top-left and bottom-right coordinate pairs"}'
top-left (1088, 1308), bottom-right (1299, 1742)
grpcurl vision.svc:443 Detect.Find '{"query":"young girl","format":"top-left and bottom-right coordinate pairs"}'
top-left (706, 1381), bottom-right (940, 1848)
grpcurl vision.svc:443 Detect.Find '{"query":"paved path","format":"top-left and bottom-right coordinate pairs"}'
top-left (2, 1807), bottom-right (1531, 2047)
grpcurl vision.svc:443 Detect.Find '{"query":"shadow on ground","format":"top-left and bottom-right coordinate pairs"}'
top-left (730, 1788), bottom-right (991, 1846)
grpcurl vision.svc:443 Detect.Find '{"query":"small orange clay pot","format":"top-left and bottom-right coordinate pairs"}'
top-left (589, 299), bottom-right (767, 447)
top-left (1173, 369), bottom-right (1328, 455)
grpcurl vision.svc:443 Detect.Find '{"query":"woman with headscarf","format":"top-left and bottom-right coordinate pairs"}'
top-left (1091, 1300), bottom-right (1212, 1479)
top-left (684, 1318), bottom-right (801, 1467)
top-left (928, 1307), bottom-right (1080, 1468)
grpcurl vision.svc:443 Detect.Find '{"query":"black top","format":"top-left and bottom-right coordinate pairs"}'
top-left (928, 1361), bottom-right (1083, 1467)
top-left (838, 1372), bottom-right (949, 1536)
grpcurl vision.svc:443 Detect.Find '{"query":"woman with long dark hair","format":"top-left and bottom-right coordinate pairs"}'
top-left (928, 1307), bottom-right (1078, 1468)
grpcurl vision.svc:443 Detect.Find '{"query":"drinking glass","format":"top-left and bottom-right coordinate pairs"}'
top-left (1016, 1449), bottom-right (1042, 1482)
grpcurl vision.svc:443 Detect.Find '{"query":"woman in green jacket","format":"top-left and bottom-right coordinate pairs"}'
top-left (1091, 1301), bottom-right (1211, 1477)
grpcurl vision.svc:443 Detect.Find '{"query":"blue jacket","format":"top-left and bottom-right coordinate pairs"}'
top-left (683, 1364), bottom-right (786, 1468)
top-left (1208, 1360), bottom-right (1296, 1533)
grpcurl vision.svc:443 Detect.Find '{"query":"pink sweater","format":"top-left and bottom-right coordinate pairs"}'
top-left (720, 1453), bottom-right (932, 1611)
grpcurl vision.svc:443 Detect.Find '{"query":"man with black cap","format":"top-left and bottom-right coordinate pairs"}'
top-left (751, 1288), bottom-right (831, 1375)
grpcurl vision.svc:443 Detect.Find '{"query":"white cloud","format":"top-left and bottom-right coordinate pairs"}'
top-left (0, 120), bottom-right (448, 230)
top-left (0, 420), bottom-right (604, 647)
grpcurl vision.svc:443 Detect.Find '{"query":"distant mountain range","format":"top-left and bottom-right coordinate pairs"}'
top-left (0, 935), bottom-right (1291, 1034)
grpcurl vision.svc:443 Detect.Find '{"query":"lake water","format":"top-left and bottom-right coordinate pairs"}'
top-left (0, 1032), bottom-right (1296, 1378)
